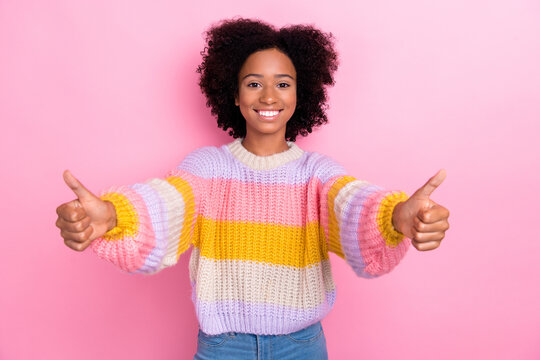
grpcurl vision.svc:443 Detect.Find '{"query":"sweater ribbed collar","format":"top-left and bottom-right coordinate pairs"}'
top-left (227, 137), bottom-right (304, 170)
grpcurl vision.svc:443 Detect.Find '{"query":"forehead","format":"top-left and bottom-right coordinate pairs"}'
top-left (239, 48), bottom-right (296, 77)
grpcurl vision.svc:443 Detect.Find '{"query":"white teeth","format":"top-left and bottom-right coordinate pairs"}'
top-left (259, 110), bottom-right (279, 117)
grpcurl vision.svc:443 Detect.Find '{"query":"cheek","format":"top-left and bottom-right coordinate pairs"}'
top-left (287, 93), bottom-right (297, 111)
top-left (238, 90), bottom-right (255, 107)
top-left (237, 96), bottom-right (253, 118)
top-left (239, 101), bottom-right (253, 116)
top-left (288, 87), bottom-right (297, 103)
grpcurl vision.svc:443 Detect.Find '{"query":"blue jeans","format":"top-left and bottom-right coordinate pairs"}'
top-left (193, 321), bottom-right (328, 360)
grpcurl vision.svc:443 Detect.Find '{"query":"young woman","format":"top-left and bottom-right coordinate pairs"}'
top-left (56, 18), bottom-right (450, 359)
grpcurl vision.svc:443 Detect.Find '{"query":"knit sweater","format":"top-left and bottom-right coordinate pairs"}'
top-left (91, 138), bottom-right (411, 335)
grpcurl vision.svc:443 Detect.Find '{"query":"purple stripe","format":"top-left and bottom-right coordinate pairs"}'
top-left (177, 146), bottom-right (346, 185)
top-left (338, 183), bottom-right (382, 278)
top-left (129, 183), bottom-right (168, 274)
top-left (192, 289), bottom-right (337, 335)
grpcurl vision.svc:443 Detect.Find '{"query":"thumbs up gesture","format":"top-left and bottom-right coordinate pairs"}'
top-left (391, 169), bottom-right (450, 251)
top-left (55, 170), bottom-right (117, 252)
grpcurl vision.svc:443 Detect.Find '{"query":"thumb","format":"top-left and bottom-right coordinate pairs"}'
top-left (412, 169), bottom-right (447, 199)
top-left (63, 170), bottom-right (97, 202)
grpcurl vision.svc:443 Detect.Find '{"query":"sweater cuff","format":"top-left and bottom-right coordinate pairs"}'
top-left (376, 191), bottom-right (409, 247)
top-left (99, 192), bottom-right (139, 241)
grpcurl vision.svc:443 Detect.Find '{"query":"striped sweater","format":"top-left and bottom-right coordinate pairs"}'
top-left (91, 138), bottom-right (411, 335)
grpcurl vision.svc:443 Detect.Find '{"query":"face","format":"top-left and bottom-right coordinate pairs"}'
top-left (235, 48), bottom-right (297, 140)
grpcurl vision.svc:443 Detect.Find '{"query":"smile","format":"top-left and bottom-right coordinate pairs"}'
top-left (255, 109), bottom-right (282, 120)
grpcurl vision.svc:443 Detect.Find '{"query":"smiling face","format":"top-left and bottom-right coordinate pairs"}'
top-left (235, 48), bottom-right (297, 142)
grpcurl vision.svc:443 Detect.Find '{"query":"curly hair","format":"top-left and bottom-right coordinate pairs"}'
top-left (196, 18), bottom-right (339, 142)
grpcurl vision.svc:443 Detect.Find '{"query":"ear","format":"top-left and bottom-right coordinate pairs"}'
top-left (234, 93), bottom-right (239, 106)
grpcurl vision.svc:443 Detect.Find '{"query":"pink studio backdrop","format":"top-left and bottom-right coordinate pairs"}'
top-left (1, 1), bottom-right (539, 359)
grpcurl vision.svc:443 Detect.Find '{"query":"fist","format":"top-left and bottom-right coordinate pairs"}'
top-left (55, 170), bottom-right (116, 252)
top-left (392, 169), bottom-right (450, 252)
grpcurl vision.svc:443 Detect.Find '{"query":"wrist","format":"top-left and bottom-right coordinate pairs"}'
top-left (392, 201), bottom-right (404, 234)
top-left (105, 201), bottom-right (117, 231)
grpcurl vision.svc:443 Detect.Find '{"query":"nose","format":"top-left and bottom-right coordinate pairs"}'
top-left (259, 87), bottom-right (277, 104)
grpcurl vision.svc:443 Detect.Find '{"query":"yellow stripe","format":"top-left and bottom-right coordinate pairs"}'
top-left (100, 192), bottom-right (139, 241)
top-left (194, 217), bottom-right (329, 267)
top-left (166, 176), bottom-right (197, 258)
top-left (327, 176), bottom-right (357, 259)
top-left (377, 191), bottom-right (409, 247)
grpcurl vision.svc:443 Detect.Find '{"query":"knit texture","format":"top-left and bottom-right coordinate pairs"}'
top-left (91, 138), bottom-right (411, 335)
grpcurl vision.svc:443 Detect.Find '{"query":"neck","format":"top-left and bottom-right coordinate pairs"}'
top-left (241, 134), bottom-right (290, 156)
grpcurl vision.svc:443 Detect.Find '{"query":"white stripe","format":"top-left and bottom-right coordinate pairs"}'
top-left (189, 247), bottom-right (336, 309)
top-left (147, 178), bottom-right (186, 269)
top-left (333, 180), bottom-right (369, 224)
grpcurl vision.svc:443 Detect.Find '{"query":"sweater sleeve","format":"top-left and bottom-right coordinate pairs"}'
top-left (90, 149), bottom-right (206, 275)
top-left (318, 157), bottom-right (411, 278)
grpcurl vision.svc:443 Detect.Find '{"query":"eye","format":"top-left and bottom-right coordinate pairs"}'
top-left (277, 83), bottom-right (290, 88)
top-left (247, 82), bottom-right (261, 88)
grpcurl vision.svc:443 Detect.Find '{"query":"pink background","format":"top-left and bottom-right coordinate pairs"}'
top-left (1, 0), bottom-right (539, 359)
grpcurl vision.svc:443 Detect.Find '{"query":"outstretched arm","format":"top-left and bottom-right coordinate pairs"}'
top-left (320, 164), bottom-right (450, 278)
top-left (56, 149), bottom-right (206, 275)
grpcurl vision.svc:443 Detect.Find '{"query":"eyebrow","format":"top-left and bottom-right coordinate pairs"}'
top-left (242, 73), bottom-right (295, 80)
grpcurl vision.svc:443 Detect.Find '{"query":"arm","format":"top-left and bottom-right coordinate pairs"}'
top-left (320, 166), bottom-right (451, 276)
top-left (322, 176), bottom-right (410, 278)
top-left (319, 170), bottom-right (410, 278)
top-left (91, 157), bottom-right (204, 275)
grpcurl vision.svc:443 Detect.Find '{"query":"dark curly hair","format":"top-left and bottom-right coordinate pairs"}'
top-left (196, 18), bottom-right (339, 142)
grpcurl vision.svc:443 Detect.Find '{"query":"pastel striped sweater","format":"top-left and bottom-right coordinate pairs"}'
top-left (91, 138), bottom-right (411, 335)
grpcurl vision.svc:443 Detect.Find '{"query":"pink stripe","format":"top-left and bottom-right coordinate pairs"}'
top-left (317, 175), bottom-right (343, 244)
top-left (357, 191), bottom-right (409, 276)
top-left (202, 177), bottom-right (324, 226)
top-left (91, 186), bottom-right (156, 273)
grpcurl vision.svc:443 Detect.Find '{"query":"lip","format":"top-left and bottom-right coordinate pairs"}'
top-left (254, 109), bottom-right (282, 121)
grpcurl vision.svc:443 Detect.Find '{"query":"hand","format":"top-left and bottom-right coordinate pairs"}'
top-left (55, 170), bottom-right (117, 252)
top-left (392, 169), bottom-right (450, 251)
